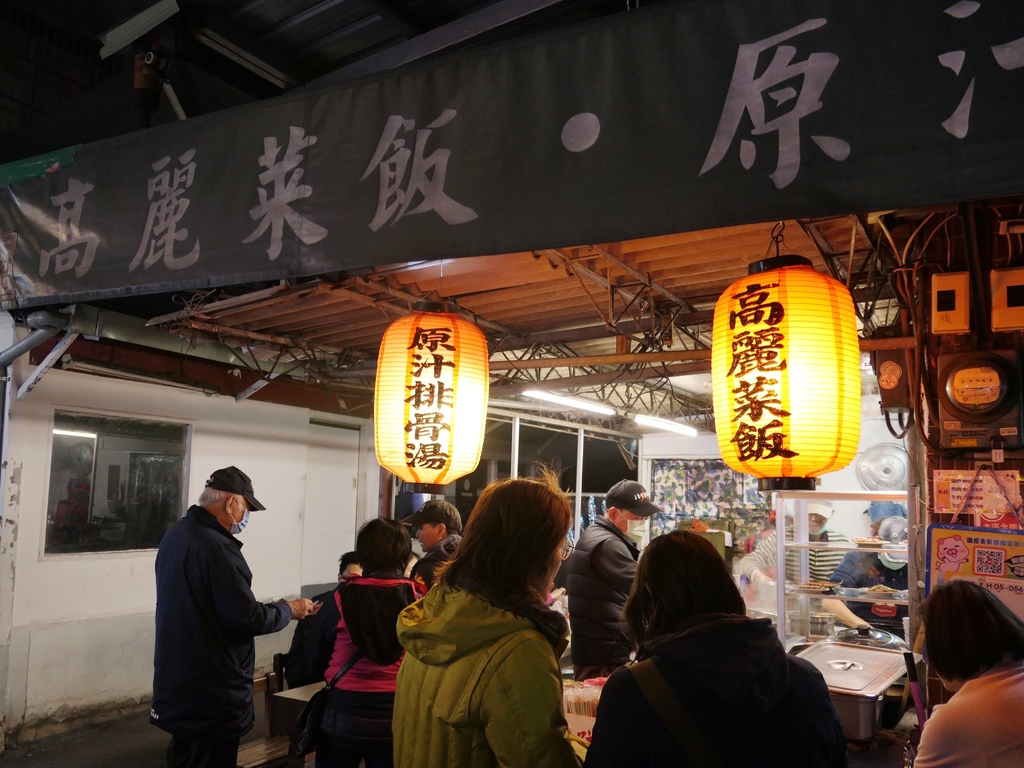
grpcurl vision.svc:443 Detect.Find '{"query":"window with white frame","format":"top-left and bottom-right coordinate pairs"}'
top-left (45, 411), bottom-right (189, 554)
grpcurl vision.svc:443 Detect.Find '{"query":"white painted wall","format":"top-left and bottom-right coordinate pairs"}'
top-left (300, 422), bottom-right (363, 591)
top-left (0, 351), bottom-right (376, 732)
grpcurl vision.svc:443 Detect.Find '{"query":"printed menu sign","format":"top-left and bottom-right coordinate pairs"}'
top-left (926, 524), bottom-right (1024, 622)
top-left (932, 469), bottom-right (1022, 530)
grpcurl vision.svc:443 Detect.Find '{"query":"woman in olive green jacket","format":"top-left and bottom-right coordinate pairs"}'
top-left (393, 471), bottom-right (582, 768)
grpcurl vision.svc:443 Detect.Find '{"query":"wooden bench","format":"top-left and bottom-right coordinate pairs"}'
top-left (236, 736), bottom-right (290, 768)
top-left (235, 672), bottom-right (292, 768)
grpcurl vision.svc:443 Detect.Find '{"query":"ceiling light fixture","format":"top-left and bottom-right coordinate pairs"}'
top-left (192, 11), bottom-right (299, 88)
top-left (99, 0), bottom-right (180, 60)
top-left (62, 359), bottom-right (215, 394)
top-left (522, 389), bottom-right (616, 416)
top-left (632, 413), bottom-right (699, 436)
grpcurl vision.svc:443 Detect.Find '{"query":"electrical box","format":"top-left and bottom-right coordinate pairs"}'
top-left (936, 350), bottom-right (1023, 449)
top-left (870, 325), bottom-right (911, 412)
top-left (990, 267), bottom-right (1024, 331)
top-left (930, 272), bottom-right (971, 334)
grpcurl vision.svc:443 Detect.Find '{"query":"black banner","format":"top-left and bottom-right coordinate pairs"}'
top-left (2, 0), bottom-right (1023, 309)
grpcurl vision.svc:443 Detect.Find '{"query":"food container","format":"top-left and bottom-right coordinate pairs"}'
top-left (809, 613), bottom-right (836, 637)
top-left (787, 610), bottom-right (807, 636)
top-left (563, 679), bottom-right (604, 743)
top-left (796, 642), bottom-right (909, 740)
top-left (565, 713), bottom-right (596, 743)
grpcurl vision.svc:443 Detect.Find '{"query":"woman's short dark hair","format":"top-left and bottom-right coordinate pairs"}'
top-left (624, 530), bottom-right (745, 650)
top-left (440, 467), bottom-right (571, 603)
top-left (356, 519), bottom-right (412, 575)
top-left (923, 579), bottom-right (1024, 682)
top-left (338, 551), bottom-right (360, 573)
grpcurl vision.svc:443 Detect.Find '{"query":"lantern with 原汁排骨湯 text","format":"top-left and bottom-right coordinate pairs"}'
top-left (711, 255), bottom-right (861, 492)
top-left (374, 301), bottom-right (489, 492)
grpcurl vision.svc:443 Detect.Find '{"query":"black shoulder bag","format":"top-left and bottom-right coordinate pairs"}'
top-left (628, 658), bottom-right (725, 768)
top-left (293, 649), bottom-right (363, 756)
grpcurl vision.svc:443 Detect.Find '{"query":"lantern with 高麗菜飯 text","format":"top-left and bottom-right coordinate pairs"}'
top-left (711, 255), bottom-right (860, 491)
top-left (374, 301), bottom-right (489, 491)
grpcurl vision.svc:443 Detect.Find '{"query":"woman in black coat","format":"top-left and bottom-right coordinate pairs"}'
top-left (585, 531), bottom-right (847, 768)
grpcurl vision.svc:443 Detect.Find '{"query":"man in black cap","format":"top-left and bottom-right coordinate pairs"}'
top-left (400, 499), bottom-right (463, 588)
top-left (566, 478), bottom-right (660, 680)
top-left (151, 466), bottom-right (320, 768)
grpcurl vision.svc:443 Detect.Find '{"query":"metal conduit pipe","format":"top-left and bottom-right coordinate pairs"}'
top-left (0, 310), bottom-right (70, 367)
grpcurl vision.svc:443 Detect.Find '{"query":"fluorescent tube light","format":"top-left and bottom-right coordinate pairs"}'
top-left (63, 359), bottom-right (214, 394)
top-left (52, 429), bottom-right (97, 439)
top-left (633, 414), bottom-right (699, 436)
top-left (522, 389), bottom-right (616, 416)
top-left (99, 0), bottom-right (180, 59)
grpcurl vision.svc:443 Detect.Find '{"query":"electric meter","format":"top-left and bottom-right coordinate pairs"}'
top-left (937, 351), bottom-right (1023, 449)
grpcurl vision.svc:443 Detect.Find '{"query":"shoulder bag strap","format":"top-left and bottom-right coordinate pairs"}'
top-left (325, 585), bottom-right (363, 689)
top-left (628, 659), bottom-right (726, 768)
top-left (325, 649), bottom-right (363, 690)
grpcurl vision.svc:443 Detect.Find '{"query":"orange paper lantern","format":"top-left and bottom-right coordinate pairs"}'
top-left (374, 302), bottom-right (489, 489)
top-left (712, 256), bottom-right (861, 491)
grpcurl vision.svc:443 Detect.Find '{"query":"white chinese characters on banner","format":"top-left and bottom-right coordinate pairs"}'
top-left (39, 178), bottom-right (99, 278)
top-left (242, 126), bottom-right (328, 261)
top-left (939, 1), bottom-right (1024, 138)
top-left (129, 149), bottom-right (200, 273)
top-left (700, 18), bottom-right (850, 190)
top-left (361, 108), bottom-right (478, 231)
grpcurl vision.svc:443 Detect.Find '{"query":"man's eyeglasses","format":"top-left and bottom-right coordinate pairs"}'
top-left (560, 538), bottom-right (575, 560)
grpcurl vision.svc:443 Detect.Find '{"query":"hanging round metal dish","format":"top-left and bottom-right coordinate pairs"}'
top-left (857, 443), bottom-right (909, 491)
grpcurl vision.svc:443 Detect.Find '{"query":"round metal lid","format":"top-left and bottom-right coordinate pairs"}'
top-left (827, 624), bottom-right (909, 650)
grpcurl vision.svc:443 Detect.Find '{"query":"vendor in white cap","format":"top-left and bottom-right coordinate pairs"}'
top-left (738, 501), bottom-right (850, 585)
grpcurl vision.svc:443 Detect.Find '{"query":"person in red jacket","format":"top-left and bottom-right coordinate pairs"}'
top-left (306, 520), bottom-right (425, 768)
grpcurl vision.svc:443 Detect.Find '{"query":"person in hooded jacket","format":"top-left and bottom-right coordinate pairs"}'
top-left (306, 519), bottom-right (425, 768)
top-left (392, 469), bottom-right (583, 768)
top-left (585, 530), bottom-right (848, 768)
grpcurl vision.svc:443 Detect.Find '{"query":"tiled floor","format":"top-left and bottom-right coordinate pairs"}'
top-left (0, 700), bottom-right (268, 767)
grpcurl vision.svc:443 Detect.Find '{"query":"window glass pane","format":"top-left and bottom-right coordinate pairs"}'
top-left (46, 411), bottom-right (188, 554)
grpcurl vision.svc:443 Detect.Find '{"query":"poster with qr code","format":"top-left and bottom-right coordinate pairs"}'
top-left (932, 469), bottom-right (1022, 529)
top-left (926, 524), bottom-right (1024, 622)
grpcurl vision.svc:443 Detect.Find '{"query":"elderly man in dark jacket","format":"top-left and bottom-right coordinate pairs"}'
top-left (400, 499), bottom-right (463, 588)
top-left (566, 479), bottom-right (660, 680)
top-left (151, 466), bottom-right (319, 768)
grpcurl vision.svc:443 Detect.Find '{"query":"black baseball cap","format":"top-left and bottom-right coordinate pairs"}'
top-left (402, 499), bottom-right (463, 533)
top-left (606, 479), bottom-right (660, 518)
top-left (205, 466), bottom-right (266, 511)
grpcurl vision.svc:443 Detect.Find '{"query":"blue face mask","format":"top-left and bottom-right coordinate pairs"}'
top-left (231, 509), bottom-right (250, 535)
